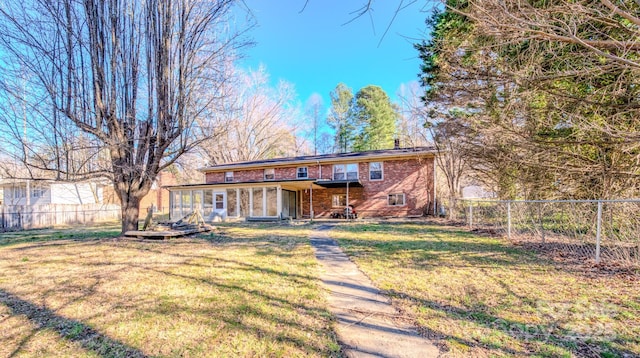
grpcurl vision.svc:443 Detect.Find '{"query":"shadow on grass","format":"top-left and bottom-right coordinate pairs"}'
top-left (0, 289), bottom-right (148, 357)
top-left (386, 288), bottom-right (638, 357)
top-left (332, 224), bottom-right (542, 270)
top-left (0, 227), bottom-right (120, 248)
top-left (330, 222), bottom-right (638, 356)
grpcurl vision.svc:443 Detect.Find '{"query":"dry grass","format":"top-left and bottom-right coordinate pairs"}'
top-left (330, 222), bottom-right (639, 358)
top-left (0, 223), bottom-right (340, 357)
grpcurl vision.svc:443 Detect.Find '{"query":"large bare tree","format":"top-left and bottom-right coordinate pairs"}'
top-left (0, 0), bottom-right (247, 233)
top-left (196, 65), bottom-right (305, 165)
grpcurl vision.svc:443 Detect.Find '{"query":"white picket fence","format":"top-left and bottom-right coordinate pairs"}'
top-left (0, 204), bottom-right (121, 231)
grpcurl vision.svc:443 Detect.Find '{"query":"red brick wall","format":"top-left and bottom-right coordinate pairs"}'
top-left (299, 157), bottom-right (435, 218)
top-left (301, 187), bottom-right (365, 217)
top-left (205, 164), bottom-right (334, 183)
top-left (139, 171), bottom-right (177, 216)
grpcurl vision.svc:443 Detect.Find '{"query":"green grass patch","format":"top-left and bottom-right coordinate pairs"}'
top-left (331, 222), bottom-right (639, 357)
top-left (0, 223), bottom-right (339, 357)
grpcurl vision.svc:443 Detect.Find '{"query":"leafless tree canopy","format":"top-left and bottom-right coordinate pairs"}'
top-left (195, 65), bottom-right (305, 165)
top-left (0, 0), bottom-right (248, 232)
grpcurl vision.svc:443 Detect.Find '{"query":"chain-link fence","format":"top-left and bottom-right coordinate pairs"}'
top-left (451, 199), bottom-right (640, 266)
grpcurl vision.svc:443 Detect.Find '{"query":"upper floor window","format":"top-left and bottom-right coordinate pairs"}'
top-left (264, 168), bottom-right (275, 180)
top-left (225, 171), bottom-right (234, 183)
top-left (333, 163), bottom-right (358, 180)
top-left (369, 162), bottom-right (383, 180)
top-left (297, 167), bottom-right (308, 179)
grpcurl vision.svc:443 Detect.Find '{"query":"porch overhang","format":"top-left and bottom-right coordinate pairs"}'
top-left (165, 179), bottom-right (324, 191)
top-left (314, 179), bottom-right (363, 188)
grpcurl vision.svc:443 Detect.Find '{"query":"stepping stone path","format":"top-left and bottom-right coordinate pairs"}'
top-left (310, 225), bottom-right (440, 358)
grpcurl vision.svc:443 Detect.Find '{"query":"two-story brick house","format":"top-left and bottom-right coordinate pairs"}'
top-left (168, 146), bottom-right (437, 221)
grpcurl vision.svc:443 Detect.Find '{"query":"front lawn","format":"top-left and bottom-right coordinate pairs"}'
top-left (331, 222), bottom-right (639, 357)
top-left (0, 223), bottom-right (340, 357)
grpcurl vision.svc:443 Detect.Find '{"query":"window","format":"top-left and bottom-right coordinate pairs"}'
top-left (13, 186), bottom-right (26, 199)
top-left (264, 168), bottom-right (275, 180)
top-left (214, 193), bottom-right (225, 210)
top-left (333, 163), bottom-right (358, 180)
top-left (297, 167), bottom-right (308, 179)
top-left (332, 194), bottom-right (347, 207)
top-left (369, 162), bottom-right (383, 180)
top-left (388, 193), bottom-right (406, 206)
top-left (225, 171), bottom-right (234, 183)
top-left (31, 186), bottom-right (46, 198)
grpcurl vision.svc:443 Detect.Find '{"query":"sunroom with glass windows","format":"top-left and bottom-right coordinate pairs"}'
top-left (168, 179), bottom-right (320, 221)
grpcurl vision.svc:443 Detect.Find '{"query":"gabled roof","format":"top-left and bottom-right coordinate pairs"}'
top-left (200, 146), bottom-right (437, 172)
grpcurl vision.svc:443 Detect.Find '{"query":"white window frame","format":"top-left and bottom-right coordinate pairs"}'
top-left (225, 171), bottom-right (234, 183)
top-left (31, 186), bottom-right (46, 198)
top-left (333, 164), bottom-right (358, 180)
top-left (13, 186), bottom-right (26, 199)
top-left (369, 162), bottom-right (383, 181)
top-left (297, 167), bottom-right (308, 179)
top-left (332, 194), bottom-right (347, 207)
top-left (264, 168), bottom-right (275, 180)
top-left (387, 193), bottom-right (406, 206)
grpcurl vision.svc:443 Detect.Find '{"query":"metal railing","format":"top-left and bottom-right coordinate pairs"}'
top-left (452, 199), bottom-right (640, 266)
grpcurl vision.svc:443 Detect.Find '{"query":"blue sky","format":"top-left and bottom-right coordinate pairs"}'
top-left (238, 0), bottom-right (436, 106)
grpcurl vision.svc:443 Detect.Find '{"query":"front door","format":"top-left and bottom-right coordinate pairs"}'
top-left (282, 190), bottom-right (297, 219)
top-left (213, 191), bottom-right (227, 221)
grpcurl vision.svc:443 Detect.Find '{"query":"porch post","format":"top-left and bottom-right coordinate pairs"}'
top-left (236, 189), bottom-right (240, 218)
top-left (26, 180), bottom-right (31, 206)
top-left (346, 181), bottom-right (350, 212)
top-left (277, 186), bottom-right (282, 219)
top-left (309, 183), bottom-right (314, 219)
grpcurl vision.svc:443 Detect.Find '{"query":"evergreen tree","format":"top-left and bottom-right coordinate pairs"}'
top-left (327, 83), bottom-right (355, 153)
top-left (352, 85), bottom-right (398, 151)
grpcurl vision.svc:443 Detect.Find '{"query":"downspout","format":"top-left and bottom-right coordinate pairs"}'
top-left (346, 181), bottom-right (349, 219)
top-left (433, 155), bottom-right (437, 216)
top-left (309, 182), bottom-right (314, 220)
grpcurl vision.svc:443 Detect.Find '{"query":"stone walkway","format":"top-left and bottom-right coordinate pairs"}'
top-left (310, 225), bottom-right (439, 358)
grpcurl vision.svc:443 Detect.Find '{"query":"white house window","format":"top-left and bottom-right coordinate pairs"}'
top-left (13, 186), bottom-right (26, 199)
top-left (225, 171), bottom-right (234, 183)
top-left (369, 162), bottom-right (383, 180)
top-left (31, 186), bottom-right (46, 198)
top-left (332, 194), bottom-right (347, 207)
top-left (333, 164), bottom-right (358, 180)
top-left (388, 193), bottom-right (405, 206)
top-left (264, 168), bottom-right (275, 180)
top-left (297, 167), bottom-right (308, 179)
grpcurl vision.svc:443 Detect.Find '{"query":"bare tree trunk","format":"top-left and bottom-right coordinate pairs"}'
top-left (120, 191), bottom-right (141, 233)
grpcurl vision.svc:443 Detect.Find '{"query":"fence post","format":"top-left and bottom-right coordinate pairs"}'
top-left (595, 200), bottom-right (602, 264)
top-left (507, 201), bottom-right (512, 240)
top-left (468, 203), bottom-right (473, 228)
top-left (539, 202), bottom-right (545, 243)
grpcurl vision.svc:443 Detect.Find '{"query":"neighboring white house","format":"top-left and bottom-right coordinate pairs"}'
top-left (0, 180), bottom-right (106, 206)
top-left (462, 185), bottom-right (496, 199)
